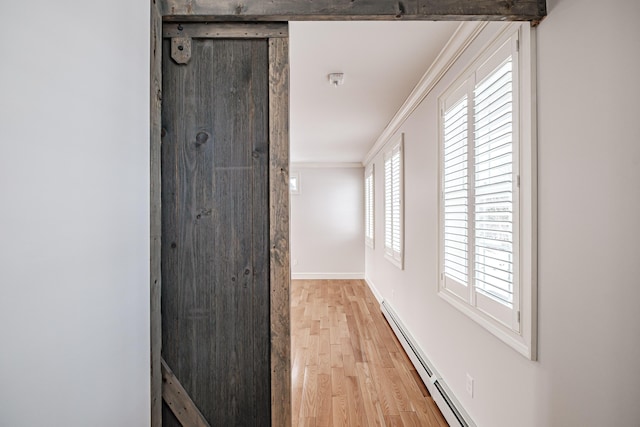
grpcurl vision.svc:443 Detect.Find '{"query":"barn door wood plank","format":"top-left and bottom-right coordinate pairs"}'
top-left (269, 36), bottom-right (292, 427)
top-left (161, 359), bottom-right (211, 427)
top-left (159, 0), bottom-right (546, 22)
top-left (417, 0), bottom-right (546, 21)
top-left (161, 27), bottom-right (271, 426)
top-left (163, 22), bottom-right (288, 39)
top-left (150, 0), bottom-right (163, 425)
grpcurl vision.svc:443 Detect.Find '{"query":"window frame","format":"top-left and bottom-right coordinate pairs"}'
top-left (437, 23), bottom-right (537, 360)
top-left (365, 164), bottom-right (375, 249)
top-left (384, 134), bottom-right (404, 269)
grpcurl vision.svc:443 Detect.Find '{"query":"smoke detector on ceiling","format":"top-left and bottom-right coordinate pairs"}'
top-left (328, 73), bottom-right (345, 88)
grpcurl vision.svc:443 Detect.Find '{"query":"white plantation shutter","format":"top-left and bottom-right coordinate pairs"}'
top-left (437, 26), bottom-right (537, 358)
top-left (439, 33), bottom-right (519, 331)
top-left (385, 156), bottom-right (392, 251)
top-left (391, 148), bottom-right (401, 254)
top-left (474, 56), bottom-right (515, 308)
top-left (384, 137), bottom-right (403, 268)
top-left (442, 93), bottom-right (469, 296)
top-left (365, 165), bottom-right (375, 248)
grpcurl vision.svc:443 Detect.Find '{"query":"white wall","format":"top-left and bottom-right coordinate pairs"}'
top-left (535, 0), bottom-right (640, 424)
top-left (0, 2), bottom-right (150, 426)
top-left (291, 166), bottom-right (365, 279)
top-left (365, 1), bottom-right (640, 425)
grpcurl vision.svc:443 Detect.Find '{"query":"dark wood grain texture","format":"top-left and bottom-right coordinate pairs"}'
top-left (418, 0), bottom-right (546, 20)
top-left (160, 0), bottom-right (546, 21)
top-left (163, 22), bottom-right (288, 39)
top-left (161, 30), bottom-right (270, 426)
top-left (269, 36), bottom-right (292, 427)
top-left (150, 0), bottom-right (163, 425)
top-left (161, 359), bottom-right (211, 427)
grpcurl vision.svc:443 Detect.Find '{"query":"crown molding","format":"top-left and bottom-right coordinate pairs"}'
top-left (291, 162), bottom-right (363, 169)
top-left (362, 21), bottom-right (488, 166)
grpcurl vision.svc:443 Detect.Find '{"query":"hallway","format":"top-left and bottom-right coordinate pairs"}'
top-left (291, 280), bottom-right (448, 426)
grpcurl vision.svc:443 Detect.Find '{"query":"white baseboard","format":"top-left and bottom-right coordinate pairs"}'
top-left (380, 300), bottom-right (475, 427)
top-left (291, 272), bottom-right (364, 280)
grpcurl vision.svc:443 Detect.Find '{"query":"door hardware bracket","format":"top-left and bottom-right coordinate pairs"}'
top-left (171, 37), bottom-right (191, 64)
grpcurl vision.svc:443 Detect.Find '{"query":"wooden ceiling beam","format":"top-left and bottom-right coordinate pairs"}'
top-left (160, 0), bottom-right (546, 23)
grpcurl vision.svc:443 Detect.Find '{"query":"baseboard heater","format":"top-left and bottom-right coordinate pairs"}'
top-left (380, 300), bottom-right (476, 427)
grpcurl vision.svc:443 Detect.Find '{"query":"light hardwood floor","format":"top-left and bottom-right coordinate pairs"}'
top-left (291, 279), bottom-right (448, 427)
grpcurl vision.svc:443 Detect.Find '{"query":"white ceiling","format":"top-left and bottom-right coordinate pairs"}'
top-left (290, 21), bottom-right (460, 164)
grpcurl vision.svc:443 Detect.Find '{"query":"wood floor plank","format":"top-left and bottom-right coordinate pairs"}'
top-left (331, 367), bottom-right (346, 398)
top-left (297, 325), bottom-right (311, 350)
top-left (299, 417), bottom-right (317, 427)
top-left (369, 362), bottom-right (400, 417)
top-left (318, 353), bottom-right (332, 376)
top-left (399, 411), bottom-right (422, 426)
top-left (291, 279), bottom-right (447, 427)
top-left (345, 313), bottom-right (366, 363)
top-left (292, 350), bottom-right (306, 426)
top-left (354, 363), bottom-right (386, 427)
top-left (332, 393), bottom-right (348, 427)
top-left (307, 334), bottom-right (320, 367)
top-left (319, 328), bottom-right (331, 355)
top-left (300, 365), bottom-right (319, 418)
top-left (340, 338), bottom-right (357, 377)
top-left (408, 369), bottom-right (429, 397)
top-left (384, 414), bottom-right (404, 427)
top-left (311, 319), bottom-right (321, 336)
top-left (316, 373), bottom-right (333, 426)
top-left (384, 366), bottom-right (413, 412)
top-left (330, 344), bottom-right (344, 368)
top-left (345, 374), bottom-right (369, 426)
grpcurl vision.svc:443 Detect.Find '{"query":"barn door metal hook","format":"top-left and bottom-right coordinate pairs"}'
top-left (171, 37), bottom-right (191, 64)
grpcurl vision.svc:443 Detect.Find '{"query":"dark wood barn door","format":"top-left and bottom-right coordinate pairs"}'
top-left (160, 23), bottom-right (290, 426)
top-left (150, 4), bottom-right (545, 427)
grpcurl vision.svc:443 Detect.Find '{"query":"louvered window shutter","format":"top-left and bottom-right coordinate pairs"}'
top-left (365, 166), bottom-right (374, 248)
top-left (384, 138), bottom-right (403, 268)
top-left (437, 28), bottom-right (536, 355)
top-left (439, 34), bottom-right (519, 330)
top-left (384, 156), bottom-right (393, 253)
top-left (391, 145), bottom-right (401, 255)
top-left (473, 56), bottom-right (515, 307)
top-left (443, 94), bottom-right (469, 288)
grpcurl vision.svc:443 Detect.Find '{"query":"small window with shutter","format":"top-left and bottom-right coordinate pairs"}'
top-left (365, 164), bottom-right (375, 248)
top-left (384, 135), bottom-right (404, 269)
